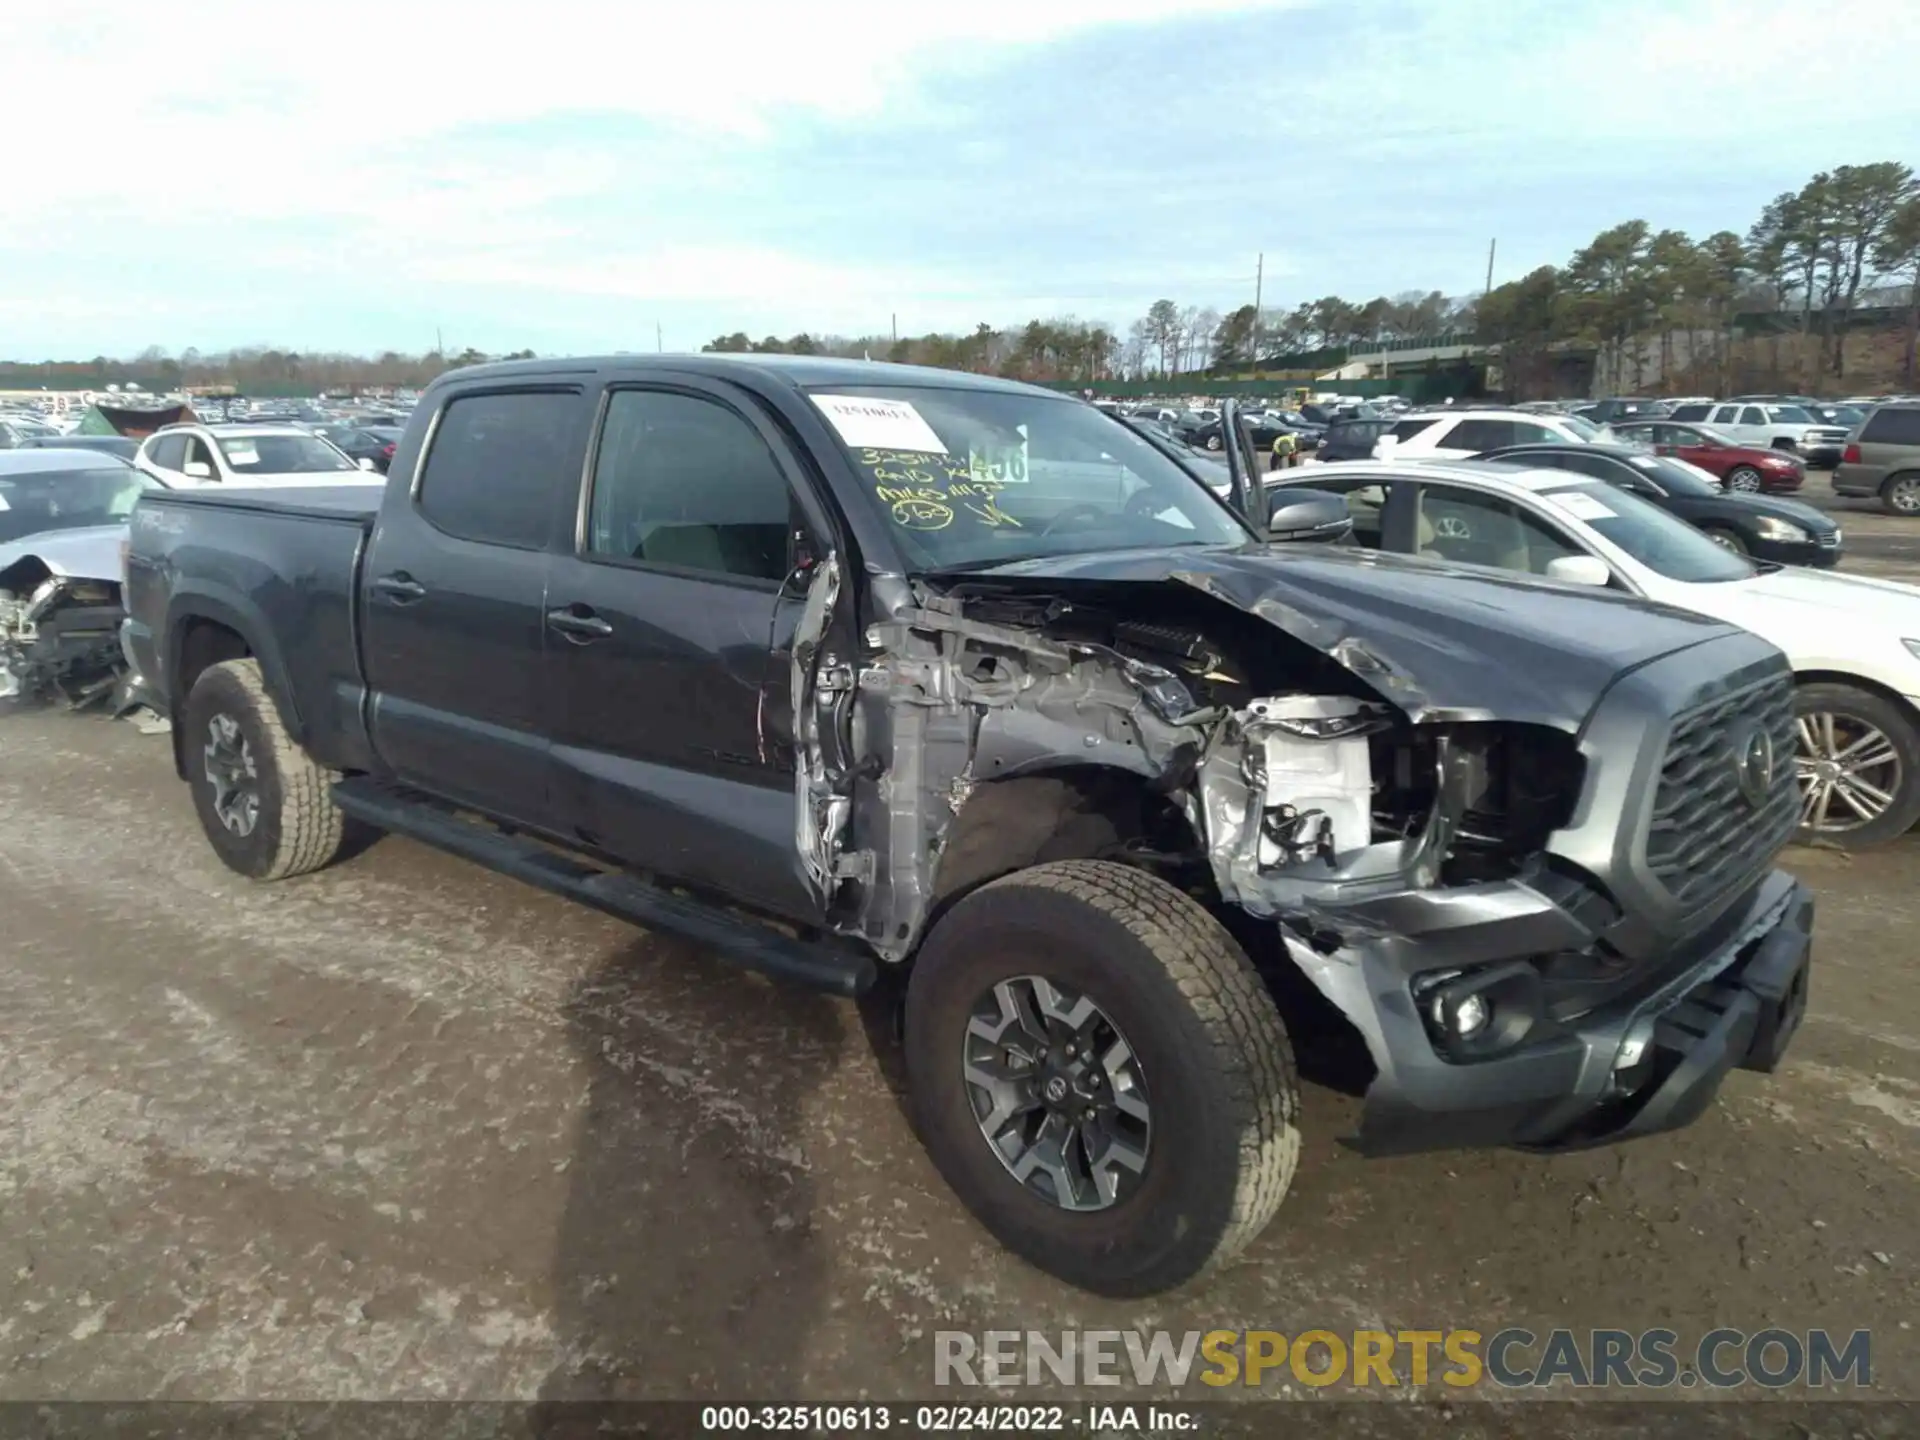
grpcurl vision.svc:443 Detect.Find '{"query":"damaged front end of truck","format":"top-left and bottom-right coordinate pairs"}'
top-left (791, 536), bottom-right (1807, 1157)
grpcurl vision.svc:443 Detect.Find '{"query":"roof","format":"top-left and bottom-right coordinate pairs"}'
top-left (428, 352), bottom-right (1071, 400)
top-left (1396, 408), bottom-right (1573, 423)
top-left (158, 422), bottom-right (322, 439)
top-left (1303, 456), bottom-right (1587, 494)
top-left (0, 449), bottom-right (135, 475)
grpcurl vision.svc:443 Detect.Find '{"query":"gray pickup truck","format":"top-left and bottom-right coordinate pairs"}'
top-left (125, 356), bottom-right (1814, 1296)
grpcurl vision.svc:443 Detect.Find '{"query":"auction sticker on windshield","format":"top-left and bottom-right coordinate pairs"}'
top-left (225, 448), bottom-right (260, 467)
top-left (812, 395), bottom-right (949, 454)
top-left (1541, 491), bottom-right (1616, 522)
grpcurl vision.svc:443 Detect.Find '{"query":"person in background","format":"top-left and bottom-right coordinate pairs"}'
top-left (1271, 430), bottom-right (1299, 471)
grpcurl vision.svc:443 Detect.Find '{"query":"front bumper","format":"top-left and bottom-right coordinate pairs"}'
top-left (1307, 869), bottom-right (1813, 1157)
top-left (1751, 536), bottom-right (1840, 568)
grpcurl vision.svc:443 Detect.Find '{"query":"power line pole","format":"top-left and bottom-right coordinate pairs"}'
top-left (891, 312), bottom-right (897, 343)
top-left (656, 322), bottom-right (664, 353)
top-left (1252, 252), bottom-right (1264, 369)
top-left (1484, 239), bottom-right (1497, 296)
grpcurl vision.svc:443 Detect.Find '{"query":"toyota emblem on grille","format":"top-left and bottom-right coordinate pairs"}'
top-left (1734, 723), bottom-right (1775, 809)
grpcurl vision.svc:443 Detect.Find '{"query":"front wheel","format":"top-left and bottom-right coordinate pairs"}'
top-left (1204, 434), bottom-right (1223, 452)
top-left (1794, 683), bottom-right (1920, 847)
top-left (904, 860), bottom-right (1300, 1296)
top-left (1703, 526), bottom-right (1748, 555)
top-left (182, 658), bottom-right (353, 879)
top-left (1725, 466), bottom-right (1763, 493)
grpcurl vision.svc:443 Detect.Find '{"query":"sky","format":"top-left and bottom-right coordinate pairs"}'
top-left (4, 0), bottom-right (1917, 360)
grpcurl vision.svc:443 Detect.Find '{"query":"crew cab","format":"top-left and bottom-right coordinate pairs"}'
top-left (125, 358), bottom-right (1815, 1297)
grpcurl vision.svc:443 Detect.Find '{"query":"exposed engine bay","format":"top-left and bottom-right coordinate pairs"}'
top-left (793, 558), bottom-right (1588, 962)
top-left (0, 556), bottom-right (130, 710)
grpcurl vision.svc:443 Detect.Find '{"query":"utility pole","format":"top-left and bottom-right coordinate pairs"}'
top-left (435, 326), bottom-right (443, 358)
top-left (891, 312), bottom-right (897, 344)
top-left (656, 322), bottom-right (664, 353)
top-left (1484, 239), bottom-right (1497, 296)
top-left (1252, 252), bottom-right (1264, 371)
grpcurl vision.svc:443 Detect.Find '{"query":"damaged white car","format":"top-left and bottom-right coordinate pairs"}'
top-left (126, 363), bottom-right (1816, 1297)
top-left (0, 452), bottom-right (155, 708)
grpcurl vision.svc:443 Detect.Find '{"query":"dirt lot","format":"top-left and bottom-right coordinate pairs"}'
top-left (1, 479), bottom-right (1917, 1412)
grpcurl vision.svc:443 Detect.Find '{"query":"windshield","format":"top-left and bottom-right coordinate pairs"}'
top-left (813, 386), bottom-right (1252, 569)
top-left (1629, 453), bottom-right (1722, 496)
top-left (1539, 481), bottom-right (1752, 582)
top-left (1687, 424), bottom-right (1736, 445)
top-left (1560, 414), bottom-right (1603, 441)
top-left (1765, 405), bottom-right (1814, 424)
top-left (0, 465), bottom-right (152, 544)
top-left (215, 433), bottom-right (356, 474)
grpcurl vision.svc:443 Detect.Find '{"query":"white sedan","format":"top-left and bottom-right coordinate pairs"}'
top-left (1288, 457), bottom-right (1920, 846)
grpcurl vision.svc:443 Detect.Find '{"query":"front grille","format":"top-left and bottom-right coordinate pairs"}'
top-left (1817, 530), bottom-right (1841, 548)
top-left (1646, 668), bottom-right (1799, 906)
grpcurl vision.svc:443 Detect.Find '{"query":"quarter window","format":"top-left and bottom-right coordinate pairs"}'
top-left (587, 389), bottom-right (796, 583)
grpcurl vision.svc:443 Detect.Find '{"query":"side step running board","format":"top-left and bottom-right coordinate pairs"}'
top-left (330, 777), bottom-right (877, 997)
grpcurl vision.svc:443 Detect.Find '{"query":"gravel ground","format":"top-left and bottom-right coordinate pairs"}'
top-left (0, 476), bottom-right (1916, 1414)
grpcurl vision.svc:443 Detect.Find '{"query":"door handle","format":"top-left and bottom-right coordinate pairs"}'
top-left (371, 573), bottom-right (426, 603)
top-left (546, 606), bottom-right (613, 641)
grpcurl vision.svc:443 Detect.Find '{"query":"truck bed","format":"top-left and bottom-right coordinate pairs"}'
top-left (128, 484), bottom-right (379, 773)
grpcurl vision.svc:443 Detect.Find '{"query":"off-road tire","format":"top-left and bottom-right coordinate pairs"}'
top-left (904, 860), bottom-right (1299, 1296)
top-left (183, 658), bottom-right (349, 880)
top-left (1794, 681), bottom-right (1920, 848)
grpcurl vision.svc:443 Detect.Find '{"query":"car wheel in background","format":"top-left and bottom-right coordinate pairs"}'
top-left (1205, 435), bottom-right (1223, 452)
top-left (903, 860), bottom-right (1299, 1296)
top-left (1725, 466), bottom-right (1763, 493)
top-left (1881, 473), bottom-right (1920, 516)
top-left (1703, 526), bottom-right (1748, 554)
top-left (183, 658), bottom-right (354, 879)
top-left (1793, 682), bottom-right (1920, 848)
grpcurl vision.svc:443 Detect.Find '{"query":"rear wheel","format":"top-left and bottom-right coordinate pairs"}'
top-left (182, 658), bottom-right (352, 879)
top-left (1881, 473), bottom-right (1920, 516)
top-left (1794, 682), bottom-right (1920, 847)
top-left (904, 860), bottom-right (1299, 1296)
top-left (1725, 466), bottom-right (1763, 493)
top-left (1204, 434), bottom-right (1223, 452)
top-left (1702, 526), bottom-right (1748, 555)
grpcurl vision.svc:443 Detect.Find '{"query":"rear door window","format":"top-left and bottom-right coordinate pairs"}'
top-left (417, 390), bottom-right (584, 549)
top-left (1862, 407), bottom-right (1920, 446)
top-left (1740, 406), bottom-right (1768, 426)
top-left (1439, 419), bottom-right (1511, 451)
